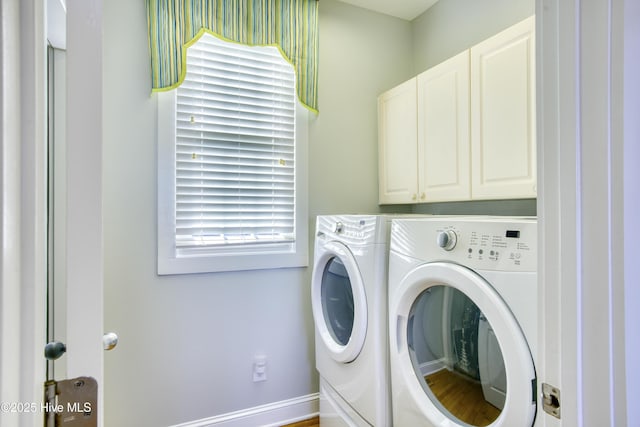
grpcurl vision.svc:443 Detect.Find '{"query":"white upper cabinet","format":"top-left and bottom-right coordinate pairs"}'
top-left (378, 16), bottom-right (536, 204)
top-left (470, 16), bottom-right (536, 199)
top-left (378, 78), bottom-right (418, 204)
top-left (418, 50), bottom-right (471, 202)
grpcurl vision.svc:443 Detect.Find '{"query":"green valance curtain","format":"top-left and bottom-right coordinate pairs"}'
top-left (146, 0), bottom-right (319, 112)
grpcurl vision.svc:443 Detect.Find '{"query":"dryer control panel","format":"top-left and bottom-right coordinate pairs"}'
top-left (391, 217), bottom-right (537, 272)
top-left (316, 215), bottom-right (381, 246)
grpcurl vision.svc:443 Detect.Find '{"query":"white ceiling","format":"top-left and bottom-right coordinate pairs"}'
top-left (335, 0), bottom-right (439, 21)
top-left (47, 0), bottom-right (435, 50)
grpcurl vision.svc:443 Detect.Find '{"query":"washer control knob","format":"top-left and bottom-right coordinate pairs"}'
top-left (334, 222), bottom-right (344, 234)
top-left (437, 230), bottom-right (457, 251)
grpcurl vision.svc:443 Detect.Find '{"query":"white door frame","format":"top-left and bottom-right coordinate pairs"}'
top-left (619, 2), bottom-right (640, 423)
top-left (65, 0), bottom-right (104, 391)
top-left (64, 2), bottom-right (105, 425)
top-left (0, 1), bottom-right (104, 426)
top-left (537, 0), bottom-right (639, 425)
top-left (0, 1), bottom-right (47, 427)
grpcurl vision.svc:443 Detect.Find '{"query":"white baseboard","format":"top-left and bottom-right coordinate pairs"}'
top-left (169, 393), bottom-right (319, 427)
top-left (420, 358), bottom-right (447, 376)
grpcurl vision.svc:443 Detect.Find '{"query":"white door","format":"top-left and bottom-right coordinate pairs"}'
top-left (64, 0), bottom-right (105, 382)
top-left (0, 1), bottom-right (104, 426)
top-left (47, 0), bottom-right (106, 425)
top-left (537, 1), bottom-right (640, 426)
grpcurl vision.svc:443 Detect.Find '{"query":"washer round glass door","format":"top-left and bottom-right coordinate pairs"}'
top-left (311, 241), bottom-right (367, 363)
top-left (392, 262), bottom-right (536, 427)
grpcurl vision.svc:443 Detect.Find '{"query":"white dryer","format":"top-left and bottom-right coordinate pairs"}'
top-left (388, 217), bottom-right (539, 427)
top-left (312, 215), bottom-right (398, 426)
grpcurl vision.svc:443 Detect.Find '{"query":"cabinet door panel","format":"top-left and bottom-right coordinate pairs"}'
top-left (378, 78), bottom-right (418, 204)
top-left (418, 50), bottom-right (470, 202)
top-left (471, 16), bottom-right (536, 200)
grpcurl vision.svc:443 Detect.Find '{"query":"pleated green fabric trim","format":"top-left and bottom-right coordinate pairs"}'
top-left (146, 0), bottom-right (319, 113)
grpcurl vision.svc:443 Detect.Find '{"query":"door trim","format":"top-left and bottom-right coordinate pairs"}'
top-left (537, 0), bottom-right (640, 425)
top-left (0, 1), bottom-right (48, 426)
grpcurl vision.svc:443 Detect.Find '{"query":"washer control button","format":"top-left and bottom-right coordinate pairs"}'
top-left (437, 230), bottom-right (457, 251)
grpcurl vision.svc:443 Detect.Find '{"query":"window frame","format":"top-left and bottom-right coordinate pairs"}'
top-left (156, 40), bottom-right (309, 275)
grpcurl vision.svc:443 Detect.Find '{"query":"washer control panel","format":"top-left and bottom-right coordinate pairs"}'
top-left (391, 218), bottom-right (537, 272)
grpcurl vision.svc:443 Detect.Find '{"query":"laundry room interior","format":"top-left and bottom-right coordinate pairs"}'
top-left (32, 0), bottom-right (640, 427)
top-left (101, 0), bottom-right (537, 422)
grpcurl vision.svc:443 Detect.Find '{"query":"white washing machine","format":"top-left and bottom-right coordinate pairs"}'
top-left (312, 215), bottom-right (400, 427)
top-left (388, 217), bottom-right (539, 427)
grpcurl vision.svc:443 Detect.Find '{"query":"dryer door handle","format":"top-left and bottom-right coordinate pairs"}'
top-left (406, 314), bottom-right (414, 351)
top-left (396, 315), bottom-right (406, 352)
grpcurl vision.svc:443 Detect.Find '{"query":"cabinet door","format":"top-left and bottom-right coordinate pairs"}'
top-left (378, 78), bottom-right (418, 204)
top-left (470, 16), bottom-right (536, 200)
top-left (417, 50), bottom-right (470, 202)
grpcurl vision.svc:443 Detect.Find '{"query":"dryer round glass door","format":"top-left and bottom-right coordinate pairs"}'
top-left (311, 241), bottom-right (367, 363)
top-left (391, 262), bottom-right (536, 427)
top-left (322, 257), bottom-right (354, 346)
top-left (408, 285), bottom-right (506, 426)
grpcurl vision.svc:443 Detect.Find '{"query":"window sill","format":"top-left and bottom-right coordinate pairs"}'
top-left (157, 246), bottom-right (309, 275)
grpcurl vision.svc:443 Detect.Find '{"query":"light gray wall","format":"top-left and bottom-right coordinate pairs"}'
top-left (102, 0), bottom-right (412, 425)
top-left (413, 199), bottom-right (537, 216)
top-left (102, 1), bottom-right (536, 423)
top-left (412, 0), bottom-right (535, 74)
top-left (311, 0), bottom-right (413, 217)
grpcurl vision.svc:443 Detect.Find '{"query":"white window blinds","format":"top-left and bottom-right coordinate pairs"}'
top-left (175, 34), bottom-right (297, 248)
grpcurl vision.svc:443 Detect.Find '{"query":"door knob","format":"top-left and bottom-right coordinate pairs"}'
top-left (44, 341), bottom-right (67, 360)
top-left (103, 332), bottom-right (118, 351)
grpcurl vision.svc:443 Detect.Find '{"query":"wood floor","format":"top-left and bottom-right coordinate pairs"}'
top-left (425, 369), bottom-right (500, 426)
top-left (281, 369), bottom-right (499, 427)
top-left (280, 416), bottom-right (319, 427)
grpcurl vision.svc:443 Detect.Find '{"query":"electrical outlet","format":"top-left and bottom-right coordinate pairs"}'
top-left (253, 355), bottom-right (267, 382)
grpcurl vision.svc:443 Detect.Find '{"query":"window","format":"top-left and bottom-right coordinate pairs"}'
top-left (157, 33), bottom-right (308, 275)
